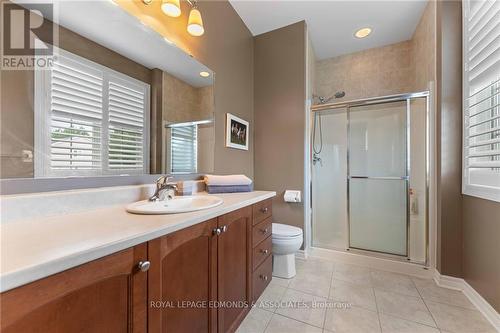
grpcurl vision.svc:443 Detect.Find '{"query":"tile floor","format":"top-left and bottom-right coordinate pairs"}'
top-left (237, 258), bottom-right (496, 333)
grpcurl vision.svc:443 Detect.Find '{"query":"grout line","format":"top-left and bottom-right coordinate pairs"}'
top-left (322, 264), bottom-right (336, 330)
top-left (262, 309), bottom-right (273, 333)
top-left (286, 285), bottom-right (330, 299)
top-left (271, 312), bottom-right (324, 330)
top-left (370, 269), bottom-right (384, 332)
top-left (410, 277), bottom-right (439, 329)
top-left (380, 313), bottom-right (444, 330)
top-left (372, 286), bottom-right (422, 299)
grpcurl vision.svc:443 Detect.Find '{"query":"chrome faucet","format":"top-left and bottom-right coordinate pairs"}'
top-left (149, 176), bottom-right (178, 202)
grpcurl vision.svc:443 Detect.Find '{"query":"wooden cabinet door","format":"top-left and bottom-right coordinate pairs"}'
top-left (217, 206), bottom-right (252, 333)
top-left (148, 219), bottom-right (218, 333)
top-left (0, 244), bottom-right (148, 333)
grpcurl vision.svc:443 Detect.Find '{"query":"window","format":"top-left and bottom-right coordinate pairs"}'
top-left (34, 47), bottom-right (150, 177)
top-left (462, 0), bottom-right (500, 202)
top-left (170, 124), bottom-right (197, 174)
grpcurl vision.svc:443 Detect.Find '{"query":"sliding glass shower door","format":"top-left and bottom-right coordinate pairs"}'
top-left (348, 101), bottom-right (408, 256)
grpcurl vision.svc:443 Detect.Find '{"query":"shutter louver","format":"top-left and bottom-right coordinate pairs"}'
top-left (49, 56), bottom-right (103, 171)
top-left (171, 125), bottom-right (197, 173)
top-left (108, 79), bottom-right (146, 171)
top-left (463, 0), bottom-right (500, 200)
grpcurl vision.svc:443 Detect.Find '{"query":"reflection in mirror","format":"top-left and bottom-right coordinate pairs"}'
top-left (162, 72), bottom-right (215, 175)
top-left (0, 0), bottom-right (214, 179)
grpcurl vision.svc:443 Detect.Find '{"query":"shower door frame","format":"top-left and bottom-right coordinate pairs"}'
top-left (311, 91), bottom-right (430, 266)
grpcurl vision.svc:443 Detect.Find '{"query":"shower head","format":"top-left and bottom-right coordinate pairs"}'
top-left (314, 91), bottom-right (346, 104)
top-left (334, 91), bottom-right (346, 99)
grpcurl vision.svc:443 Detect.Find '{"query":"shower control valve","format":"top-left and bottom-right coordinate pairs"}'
top-left (313, 154), bottom-right (322, 166)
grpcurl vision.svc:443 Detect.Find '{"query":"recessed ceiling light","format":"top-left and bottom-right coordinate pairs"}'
top-left (199, 71), bottom-right (210, 78)
top-left (355, 27), bottom-right (372, 39)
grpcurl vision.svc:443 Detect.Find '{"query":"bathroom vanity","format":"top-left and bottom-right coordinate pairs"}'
top-left (0, 190), bottom-right (275, 333)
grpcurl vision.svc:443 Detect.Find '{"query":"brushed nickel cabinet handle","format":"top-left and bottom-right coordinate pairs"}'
top-left (259, 274), bottom-right (268, 281)
top-left (138, 261), bottom-right (150, 272)
top-left (221, 225), bottom-right (228, 233)
top-left (260, 207), bottom-right (268, 213)
top-left (259, 228), bottom-right (268, 234)
top-left (260, 249), bottom-right (269, 255)
top-left (213, 227), bottom-right (221, 236)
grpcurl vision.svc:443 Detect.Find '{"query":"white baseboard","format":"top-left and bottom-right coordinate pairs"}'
top-left (434, 270), bottom-right (500, 332)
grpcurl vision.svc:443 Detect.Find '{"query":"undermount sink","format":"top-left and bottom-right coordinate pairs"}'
top-left (126, 195), bottom-right (224, 215)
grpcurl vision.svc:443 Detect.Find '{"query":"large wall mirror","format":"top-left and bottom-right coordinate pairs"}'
top-left (0, 1), bottom-right (215, 180)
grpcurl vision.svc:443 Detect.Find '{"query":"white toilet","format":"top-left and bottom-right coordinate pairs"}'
top-left (271, 223), bottom-right (303, 279)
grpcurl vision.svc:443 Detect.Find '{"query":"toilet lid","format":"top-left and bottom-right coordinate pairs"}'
top-left (272, 223), bottom-right (303, 238)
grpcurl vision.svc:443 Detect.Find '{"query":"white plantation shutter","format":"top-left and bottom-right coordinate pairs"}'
top-left (170, 125), bottom-right (197, 173)
top-left (48, 56), bottom-right (103, 173)
top-left (35, 47), bottom-right (149, 177)
top-left (108, 77), bottom-right (147, 171)
top-left (463, 0), bottom-right (500, 202)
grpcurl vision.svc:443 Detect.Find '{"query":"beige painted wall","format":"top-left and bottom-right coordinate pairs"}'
top-left (117, 0), bottom-right (254, 178)
top-left (435, 0), bottom-right (463, 278)
top-left (254, 21), bottom-right (306, 230)
top-left (314, 1), bottom-right (436, 101)
top-left (462, 196), bottom-right (500, 311)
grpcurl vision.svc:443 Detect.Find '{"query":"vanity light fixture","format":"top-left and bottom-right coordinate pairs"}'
top-left (355, 27), bottom-right (372, 39)
top-left (164, 37), bottom-right (174, 44)
top-left (161, 0), bottom-right (181, 17)
top-left (199, 71), bottom-right (210, 77)
top-left (142, 0), bottom-right (205, 36)
top-left (187, 1), bottom-right (204, 36)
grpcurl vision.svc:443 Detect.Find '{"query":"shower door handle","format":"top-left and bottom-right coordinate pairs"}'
top-left (349, 176), bottom-right (409, 180)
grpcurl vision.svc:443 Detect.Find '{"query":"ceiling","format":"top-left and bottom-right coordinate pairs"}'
top-left (16, 0), bottom-right (213, 87)
top-left (229, 0), bottom-right (428, 60)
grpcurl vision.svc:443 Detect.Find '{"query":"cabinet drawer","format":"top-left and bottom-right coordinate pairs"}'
top-left (253, 236), bottom-right (272, 271)
top-left (252, 255), bottom-right (272, 301)
top-left (252, 217), bottom-right (272, 247)
top-left (252, 199), bottom-right (272, 225)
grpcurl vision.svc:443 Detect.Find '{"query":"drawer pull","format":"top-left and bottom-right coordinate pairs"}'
top-left (259, 274), bottom-right (268, 281)
top-left (259, 228), bottom-right (268, 234)
top-left (221, 225), bottom-right (228, 233)
top-left (138, 261), bottom-right (150, 272)
top-left (260, 207), bottom-right (269, 213)
top-left (213, 227), bottom-right (221, 236)
top-left (260, 249), bottom-right (269, 255)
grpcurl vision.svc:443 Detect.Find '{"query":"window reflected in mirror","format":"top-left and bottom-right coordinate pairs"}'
top-left (0, 1), bottom-right (215, 179)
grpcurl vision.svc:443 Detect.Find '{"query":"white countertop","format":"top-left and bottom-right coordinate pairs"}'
top-left (0, 191), bottom-right (275, 292)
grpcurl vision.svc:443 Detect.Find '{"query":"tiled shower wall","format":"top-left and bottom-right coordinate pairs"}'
top-left (314, 1), bottom-right (436, 100)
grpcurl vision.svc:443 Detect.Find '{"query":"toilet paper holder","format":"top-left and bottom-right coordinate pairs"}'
top-left (284, 190), bottom-right (301, 203)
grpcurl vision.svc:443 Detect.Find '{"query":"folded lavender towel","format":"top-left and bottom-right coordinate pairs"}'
top-left (207, 184), bottom-right (253, 194)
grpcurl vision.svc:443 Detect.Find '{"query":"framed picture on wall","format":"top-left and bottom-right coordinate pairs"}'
top-left (225, 113), bottom-right (249, 150)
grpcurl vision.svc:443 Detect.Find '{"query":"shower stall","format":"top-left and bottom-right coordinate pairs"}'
top-left (310, 92), bottom-right (430, 265)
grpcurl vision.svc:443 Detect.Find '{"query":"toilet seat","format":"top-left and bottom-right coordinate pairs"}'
top-left (272, 223), bottom-right (303, 239)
